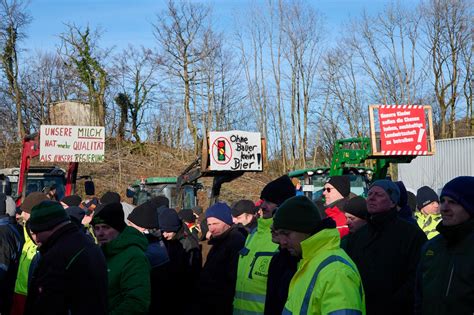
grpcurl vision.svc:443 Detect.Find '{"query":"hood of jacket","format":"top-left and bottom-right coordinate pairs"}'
top-left (102, 225), bottom-right (148, 257)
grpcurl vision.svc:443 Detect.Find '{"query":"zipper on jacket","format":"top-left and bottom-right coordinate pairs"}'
top-left (445, 264), bottom-right (454, 297)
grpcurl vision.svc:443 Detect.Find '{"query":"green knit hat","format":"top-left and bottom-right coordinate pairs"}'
top-left (273, 196), bottom-right (321, 234)
top-left (29, 200), bottom-right (70, 233)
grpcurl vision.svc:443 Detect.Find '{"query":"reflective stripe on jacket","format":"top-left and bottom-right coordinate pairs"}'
top-left (283, 229), bottom-right (365, 315)
top-left (233, 217), bottom-right (278, 314)
top-left (14, 225), bottom-right (37, 295)
top-left (415, 212), bottom-right (441, 240)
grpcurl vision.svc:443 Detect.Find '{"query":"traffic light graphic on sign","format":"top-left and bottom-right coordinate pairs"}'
top-left (217, 140), bottom-right (226, 161)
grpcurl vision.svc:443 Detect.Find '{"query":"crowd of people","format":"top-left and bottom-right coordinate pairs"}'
top-left (0, 174), bottom-right (473, 315)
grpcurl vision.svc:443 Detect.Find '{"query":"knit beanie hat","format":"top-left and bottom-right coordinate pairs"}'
top-left (260, 175), bottom-right (296, 206)
top-left (273, 196), bottom-right (322, 234)
top-left (149, 196), bottom-right (170, 209)
top-left (85, 180), bottom-right (95, 196)
top-left (395, 181), bottom-right (408, 207)
top-left (326, 176), bottom-right (350, 197)
top-left (100, 191), bottom-right (121, 204)
top-left (370, 180), bottom-right (400, 205)
top-left (158, 207), bottom-right (182, 232)
top-left (65, 206), bottom-right (86, 223)
top-left (92, 202), bottom-right (126, 232)
top-left (127, 201), bottom-right (159, 229)
top-left (231, 199), bottom-right (257, 217)
top-left (61, 195), bottom-right (82, 207)
top-left (20, 192), bottom-right (49, 214)
top-left (205, 202), bottom-right (233, 226)
top-left (345, 196), bottom-right (369, 220)
top-left (440, 176), bottom-right (474, 217)
top-left (416, 186), bottom-right (439, 210)
top-left (29, 200), bottom-right (70, 233)
top-left (178, 208), bottom-right (196, 224)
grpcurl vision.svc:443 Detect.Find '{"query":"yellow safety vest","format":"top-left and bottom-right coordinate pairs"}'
top-left (14, 225), bottom-right (37, 295)
top-left (233, 217), bottom-right (278, 314)
top-left (415, 212), bottom-right (441, 239)
top-left (283, 229), bottom-right (366, 315)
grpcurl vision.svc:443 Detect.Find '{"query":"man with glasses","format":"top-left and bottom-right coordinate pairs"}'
top-left (322, 176), bottom-right (351, 237)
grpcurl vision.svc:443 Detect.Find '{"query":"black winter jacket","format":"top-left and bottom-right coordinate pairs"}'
top-left (199, 225), bottom-right (247, 315)
top-left (24, 223), bottom-right (108, 315)
top-left (343, 209), bottom-right (427, 315)
top-left (416, 219), bottom-right (474, 315)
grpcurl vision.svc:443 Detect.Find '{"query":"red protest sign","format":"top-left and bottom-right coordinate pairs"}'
top-left (378, 105), bottom-right (428, 155)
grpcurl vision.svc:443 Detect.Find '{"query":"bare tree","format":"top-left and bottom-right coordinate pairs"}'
top-left (421, 0), bottom-right (471, 138)
top-left (0, 0), bottom-right (31, 139)
top-left (112, 45), bottom-right (159, 142)
top-left (59, 24), bottom-right (109, 126)
top-left (153, 0), bottom-right (213, 155)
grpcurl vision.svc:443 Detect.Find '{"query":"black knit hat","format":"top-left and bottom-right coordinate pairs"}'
top-left (178, 209), bottom-right (196, 223)
top-left (100, 191), bottom-right (121, 204)
top-left (61, 195), bottom-right (82, 207)
top-left (29, 200), bottom-right (70, 233)
top-left (273, 196), bottom-right (322, 234)
top-left (231, 199), bottom-right (257, 217)
top-left (416, 186), bottom-right (439, 210)
top-left (149, 196), bottom-right (170, 209)
top-left (158, 207), bottom-right (182, 232)
top-left (92, 202), bottom-right (126, 232)
top-left (127, 201), bottom-right (159, 229)
top-left (440, 176), bottom-right (474, 217)
top-left (327, 176), bottom-right (350, 197)
top-left (345, 196), bottom-right (368, 220)
top-left (260, 175), bottom-right (296, 206)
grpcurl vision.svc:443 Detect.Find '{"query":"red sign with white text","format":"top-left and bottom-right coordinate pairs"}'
top-left (378, 105), bottom-right (427, 155)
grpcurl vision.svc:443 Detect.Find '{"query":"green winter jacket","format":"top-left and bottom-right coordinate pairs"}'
top-left (102, 226), bottom-right (151, 315)
top-left (417, 219), bottom-right (474, 315)
top-left (283, 228), bottom-right (365, 315)
top-left (233, 217), bottom-right (279, 314)
top-left (416, 212), bottom-right (441, 239)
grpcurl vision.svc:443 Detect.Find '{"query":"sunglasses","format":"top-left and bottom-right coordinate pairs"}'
top-left (323, 187), bottom-right (333, 193)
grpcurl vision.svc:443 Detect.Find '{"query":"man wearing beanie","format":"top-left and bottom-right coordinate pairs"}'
top-left (127, 202), bottom-right (173, 315)
top-left (24, 201), bottom-right (107, 314)
top-left (11, 191), bottom-right (48, 315)
top-left (417, 176), bottom-right (474, 315)
top-left (156, 207), bottom-right (202, 315)
top-left (272, 196), bottom-right (365, 314)
top-left (344, 195), bottom-right (369, 234)
top-left (233, 175), bottom-right (295, 315)
top-left (322, 175), bottom-right (351, 238)
top-left (415, 186), bottom-right (441, 239)
top-left (92, 202), bottom-right (151, 314)
top-left (200, 202), bottom-right (246, 315)
top-left (343, 179), bottom-right (427, 315)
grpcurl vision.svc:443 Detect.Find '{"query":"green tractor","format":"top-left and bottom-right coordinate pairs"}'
top-left (127, 176), bottom-right (201, 209)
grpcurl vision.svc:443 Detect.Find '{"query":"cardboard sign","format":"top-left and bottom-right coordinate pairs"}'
top-left (378, 105), bottom-right (428, 155)
top-left (40, 125), bottom-right (105, 163)
top-left (209, 131), bottom-right (263, 171)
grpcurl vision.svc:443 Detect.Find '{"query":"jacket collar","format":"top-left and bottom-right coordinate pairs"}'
top-left (300, 228), bottom-right (340, 261)
top-left (437, 218), bottom-right (474, 244)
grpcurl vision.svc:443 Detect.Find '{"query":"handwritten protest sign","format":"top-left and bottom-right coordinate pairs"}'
top-left (369, 105), bottom-right (435, 156)
top-left (209, 131), bottom-right (263, 171)
top-left (40, 125), bottom-right (105, 163)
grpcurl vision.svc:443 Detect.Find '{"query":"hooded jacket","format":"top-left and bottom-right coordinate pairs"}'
top-left (283, 229), bottom-right (365, 315)
top-left (102, 226), bottom-right (151, 315)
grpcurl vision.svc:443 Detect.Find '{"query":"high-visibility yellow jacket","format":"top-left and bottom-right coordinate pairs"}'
top-left (415, 212), bottom-right (441, 239)
top-left (233, 217), bottom-right (278, 314)
top-left (14, 225), bottom-right (37, 295)
top-left (283, 229), bottom-right (366, 315)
